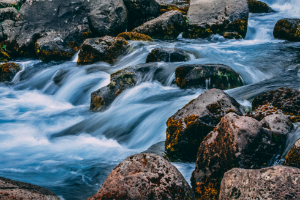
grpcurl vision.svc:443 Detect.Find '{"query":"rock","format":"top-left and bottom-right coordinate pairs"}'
top-left (248, 0), bottom-right (275, 13)
top-left (133, 10), bottom-right (187, 39)
top-left (274, 18), bottom-right (300, 42)
top-left (246, 103), bottom-right (284, 121)
top-left (156, 0), bottom-right (190, 16)
top-left (0, 176), bottom-right (60, 200)
top-left (142, 141), bottom-right (166, 158)
top-left (117, 32), bottom-right (153, 42)
top-left (146, 48), bottom-right (189, 63)
top-left (165, 88), bottom-right (243, 162)
top-left (0, 48), bottom-right (10, 62)
top-left (77, 36), bottom-right (129, 65)
top-left (191, 113), bottom-right (276, 200)
top-left (183, 0), bottom-right (249, 39)
top-left (219, 166), bottom-right (300, 200)
top-left (223, 32), bottom-right (241, 39)
top-left (0, 7), bottom-right (22, 22)
top-left (284, 138), bottom-right (300, 169)
top-left (175, 64), bottom-right (243, 90)
top-left (88, 153), bottom-right (195, 200)
top-left (0, 62), bottom-right (21, 82)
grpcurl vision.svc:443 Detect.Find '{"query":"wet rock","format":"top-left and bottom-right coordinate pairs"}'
top-left (0, 47), bottom-right (10, 62)
top-left (183, 0), bottom-right (249, 39)
top-left (117, 32), bottom-right (153, 42)
top-left (133, 10), bottom-right (187, 39)
top-left (191, 113), bottom-right (276, 200)
top-left (77, 36), bottom-right (129, 65)
top-left (88, 153), bottom-right (195, 200)
top-left (142, 141), bottom-right (166, 158)
top-left (223, 32), bottom-right (241, 39)
top-left (0, 176), bottom-right (60, 200)
top-left (175, 64), bottom-right (243, 90)
top-left (165, 88), bottom-right (243, 162)
top-left (156, 0), bottom-right (190, 16)
top-left (274, 18), bottom-right (300, 42)
top-left (219, 166), bottom-right (300, 200)
top-left (0, 62), bottom-right (21, 82)
top-left (284, 138), bottom-right (300, 168)
top-left (146, 48), bottom-right (189, 63)
top-left (248, 0), bottom-right (275, 13)
top-left (0, 7), bottom-right (22, 22)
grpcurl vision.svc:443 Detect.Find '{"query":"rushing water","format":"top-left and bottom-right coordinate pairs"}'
top-left (1, 1), bottom-right (300, 199)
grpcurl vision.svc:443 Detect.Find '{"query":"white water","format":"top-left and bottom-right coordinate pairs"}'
top-left (1, 0), bottom-right (300, 199)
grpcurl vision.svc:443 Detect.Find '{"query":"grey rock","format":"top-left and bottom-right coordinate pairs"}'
top-left (0, 7), bottom-right (22, 22)
top-left (146, 48), bottom-right (189, 63)
top-left (143, 141), bottom-right (166, 158)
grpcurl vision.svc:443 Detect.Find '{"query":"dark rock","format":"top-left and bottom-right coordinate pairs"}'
top-left (175, 64), bottom-right (243, 90)
top-left (156, 0), bottom-right (190, 16)
top-left (117, 32), bottom-right (153, 41)
top-left (88, 153), bottom-right (195, 200)
top-left (284, 138), bottom-right (300, 168)
top-left (191, 113), bottom-right (276, 200)
top-left (219, 166), bottom-right (300, 200)
top-left (0, 7), bottom-right (22, 22)
top-left (77, 36), bottom-right (129, 65)
top-left (248, 0), bottom-right (275, 13)
top-left (223, 32), bottom-right (242, 39)
top-left (133, 10), bottom-right (187, 39)
top-left (0, 62), bottom-right (21, 82)
top-left (0, 176), bottom-right (60, 200)
top-left (142, 141), bottom-right (166, 158)
top-left (274, 18), bottom-right (300, 42)
top-left (165, 88), bottom-right (243, 162)
top-left (183, 0), bottom-right (249, 39)
top-left (146, 48), bottom-right (189, 63)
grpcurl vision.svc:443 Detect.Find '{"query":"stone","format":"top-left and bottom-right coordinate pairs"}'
top-left (156, 0), bottom-right (190, 16)
top-left (274, 18), bottom-right (300, 42)
top-left (284, 138), bottom-right (300, 169)
top-left (0, 7), bottom-right (22, 22)
top-left (191, 113), bottom-right (276, 200)
top-left (223, 32), bottom-right (241, 39)
top-left (183, 0), bottom-right (249, 39)
top-left (117, 32), bottom-right (153, 42)
top-left (175, 64), bottom-right (243, 90)
top-left (0, 62), bottom-right (21, 82)
top-left (77, 36), bottom-right (129, 65)
top-left (219, 166), bottom-right (300, 200)
top-left (133, 10), bottom-right (187, 39)
top-left (0, 176), bottom-right (60, 200)
top-left (142, 141), bottom-right (166, 158)
top-left (248, 0), bottom-right (275, 13)
top-left (88, 153), bottom-right (195, 200)
top-left (165, 88), bottom-right (243, 162)
top-left (146, 48), bottom-right (189, 63)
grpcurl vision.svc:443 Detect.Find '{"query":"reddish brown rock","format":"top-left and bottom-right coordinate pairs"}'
top-left (165, 89), bottom-right (243, 162)
top-left (88, 153), bottom-right (195, 200)
top-left (0, 62), bottom-right (21, 82)
top-left (219, 166), bottom-right (300, 200)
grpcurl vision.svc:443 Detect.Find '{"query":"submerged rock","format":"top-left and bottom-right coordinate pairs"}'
top-left (165, 89), bottom-right (243, 162)
top-left (184, 0), bottom-right (249, 39)
top-left (0, 176), bottom-right (60, 200)
top-left (274, 18), bottom-right (300, 42)
top-left (248, 0), bottom-right (275, 13)
top-left (175, 64), bottom-right (243, 90)
top-left (156, 0), bottom-right (190, 15)
top-left (88, 153), bottom-right (195, 200)
top-left (284, 138), bottom-right (300, 168)
top-left (191, 113), bottom-right (276, 200)
top-left (146, 48), bottom-right (189, 63)
top-left (219, 166), bottom-right (300, 200)
top-left (77, 36), bottom-right (129, 65)
top-left (133, 10), bottom-right (187, 39)
top-left (117, 32), bottom-right (153, 42)
top-left (0, 62), bottom-right (21, 82)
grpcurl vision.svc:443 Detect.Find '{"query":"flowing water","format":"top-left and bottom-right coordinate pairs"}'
top-left (1, 1), bottom-right (300, 199)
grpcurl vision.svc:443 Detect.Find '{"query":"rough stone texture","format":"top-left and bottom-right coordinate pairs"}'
top-left (146, 48), bottom-right (189, 63)
top-left (246, 103), bottom-right (284, 121)
top-left (175, 64), bottom-right (243, 90)
top-left (223, 32), bottom-right (241, 39)
top-left (0, 62), bottom-right (21, 82)
top-left (0, 176), bottom-right (60, 200)
top-left (142, 141), bottom-right (166, 158)
top-left (88, 153), bottom-right (195, 200)
top-left (0, 7), bottom-right (22, 22)
top-left (117, 32), bottom-right (153, 41)
top-left (273, 18), bottom-right (300, 42)
top-left (77, 36), bottom-right (129, 65)
top-left (165, 88), bottom-right (243, 162)
top-left (184, 0), bottom-right (249, 38)
top-left (133, 10), bottom-right (187, 39)
top-left (219, 166), bottom-right (300, 200)
top-left (248, 0), bottom-right (274, 13)
top-left (191, 113), bottom-right (276, 200)
top-left (156, 0), bottom-right (190, 15)
top-left (284, 138), bottom-right (300, 169)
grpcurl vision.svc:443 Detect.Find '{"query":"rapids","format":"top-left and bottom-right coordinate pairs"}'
top-left (1, 0), bottom-right (300, 199)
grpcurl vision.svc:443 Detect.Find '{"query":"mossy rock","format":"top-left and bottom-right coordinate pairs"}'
top-left (248, 0), bottom-right (275, 13)
top-left (273, 18), bottom-right (300, 42)
top-left (0, 62), bottom-right (21, 82)
top-left (146, 48), bottom-right (189, 63)
top-left (116, 32), bottom-right (153, 41)
top-left (285, 138), bottom-right (300, 168)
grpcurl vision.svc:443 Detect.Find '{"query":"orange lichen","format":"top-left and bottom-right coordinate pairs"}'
top-left (116, 32), bottom-right (153, 42)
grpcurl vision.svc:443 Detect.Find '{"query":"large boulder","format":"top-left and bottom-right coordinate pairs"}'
top-left (88, 153), bottom-right (195, 200)
top-left (133, 10), bottom-right (187, 39)
top-left (248, 0), bottom-right (274, 13)
top-left (77, 36), bottom-right (129, 65)
top-left (219, 166), bottom-right (300, 200)
top-left (117, 32), bottom-right (153, 42)
top-left (165, 88), bottom-right (243, 162)
top-left (175, 64), bottom-right (243, 89)
top-left (156, 0), bottom-right (190, 15)
top-left (0, 62), bottom-right (21, 82)
top-left (284, 138), bottom-right (300, 168)
top-left (191, 113), bottom-right (276, 200)
top-left (146, 48), bottom-right (189, 63)
top-left (274, 19), bottom-right (300, 42)
top-left (0, 176), bottom-right (60, 200)
top-left (183, 0), bottom-right (249, 39)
